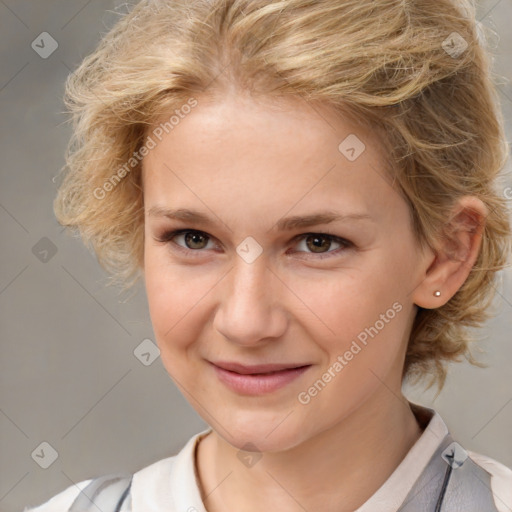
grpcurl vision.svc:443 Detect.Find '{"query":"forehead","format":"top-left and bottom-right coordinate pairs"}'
top-left (141, 93), bottom-right (400, 224)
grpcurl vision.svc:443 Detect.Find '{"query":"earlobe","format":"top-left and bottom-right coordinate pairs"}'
top-left (412, 196), bottom-right (487, 310)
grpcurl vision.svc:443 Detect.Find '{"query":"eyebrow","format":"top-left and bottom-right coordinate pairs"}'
top-left (147, 206), bottom-right (374, 231)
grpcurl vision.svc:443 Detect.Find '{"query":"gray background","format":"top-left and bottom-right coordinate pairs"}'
top-left (0, 1), bottom-right (511, 510)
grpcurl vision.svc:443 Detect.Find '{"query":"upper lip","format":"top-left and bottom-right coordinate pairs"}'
top-left (211, 361), bottom-right (311, 374)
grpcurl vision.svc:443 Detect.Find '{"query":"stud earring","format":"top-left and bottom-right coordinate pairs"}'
top-left (434, 290), bottom-right (441, 297)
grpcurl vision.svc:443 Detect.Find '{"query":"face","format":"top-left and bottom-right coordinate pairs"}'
top-left (142, 91), bottom-right (429, 452)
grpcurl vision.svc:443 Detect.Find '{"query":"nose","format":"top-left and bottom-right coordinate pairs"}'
top-left (213, 257), bottom-right (288, 347)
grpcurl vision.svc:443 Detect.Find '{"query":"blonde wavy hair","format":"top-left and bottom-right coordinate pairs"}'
top-left (54, 0), bottom-right (511, 390)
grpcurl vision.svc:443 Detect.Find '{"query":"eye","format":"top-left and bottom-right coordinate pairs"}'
top-left (290, 233), bottom-right (353, 259)
top-left (154, 229), bottom-right (217, 256)
top-left (153, 229), bottom-right (353, 259)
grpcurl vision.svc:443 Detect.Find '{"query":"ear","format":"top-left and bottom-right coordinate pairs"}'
top-left (411, 196), bottom-right (488, 309)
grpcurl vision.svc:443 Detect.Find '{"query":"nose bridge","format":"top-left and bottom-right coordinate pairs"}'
top-left (231, 255), bottom-right (270, 306)
top-left (214, 254), bottom-right (287, 345)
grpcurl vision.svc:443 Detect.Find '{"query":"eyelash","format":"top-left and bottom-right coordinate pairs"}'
top-left (153, 229), bottom-right (353, 260)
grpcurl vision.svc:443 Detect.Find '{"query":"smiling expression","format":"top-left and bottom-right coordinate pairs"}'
top-left (141, 91), bottom-right (431, 451)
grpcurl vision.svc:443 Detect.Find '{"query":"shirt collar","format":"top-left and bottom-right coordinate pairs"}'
top-left (355, 402), bottom-right (449, 511)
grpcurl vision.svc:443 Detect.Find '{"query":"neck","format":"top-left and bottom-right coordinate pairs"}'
top-left (196, 389), bottom-right (423, 512)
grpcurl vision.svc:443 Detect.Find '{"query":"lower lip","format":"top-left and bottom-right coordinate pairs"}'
top-left (212, 364), bottom-right (311, 395)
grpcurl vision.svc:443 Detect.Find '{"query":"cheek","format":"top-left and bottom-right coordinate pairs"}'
top-left (144, 246), bottom-right (188, 347)
top-left (290, 266), bottom-right (408, 370)
top-left (143, 245), bottom-right (216, 355)
top-left (144, 270), bottom-right (200, 379)
top-left (290, 266), bottom-right (392, 335)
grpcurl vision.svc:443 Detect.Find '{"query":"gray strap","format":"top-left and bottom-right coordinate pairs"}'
top-left (398, 435), bottom-right (499, 511)
top-left (69, 473), bottom-right (132, 512)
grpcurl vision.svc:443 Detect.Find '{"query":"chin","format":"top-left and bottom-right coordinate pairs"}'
top-left (214, 411), bottom-right (307, 454)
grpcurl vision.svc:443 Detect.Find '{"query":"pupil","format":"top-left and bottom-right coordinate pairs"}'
top-left (307, 235), bottom-right (329, 253)
top-left (186, 232), bottom-right (206, 249)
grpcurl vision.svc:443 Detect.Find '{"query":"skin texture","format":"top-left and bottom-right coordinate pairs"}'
top-left (141, 90), bottom-right (487, 512)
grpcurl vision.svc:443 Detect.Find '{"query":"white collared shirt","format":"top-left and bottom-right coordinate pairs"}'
top-left (24, 405), bottom-right (512, 512)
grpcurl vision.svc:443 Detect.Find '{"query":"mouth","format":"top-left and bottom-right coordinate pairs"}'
top-left (211, 361), bottom-right (312, 375)
top-left (209, 361), bottom-right (312, 395)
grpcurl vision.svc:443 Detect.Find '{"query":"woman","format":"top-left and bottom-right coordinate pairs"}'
top-left (24, 0), bottom-right (512, 510)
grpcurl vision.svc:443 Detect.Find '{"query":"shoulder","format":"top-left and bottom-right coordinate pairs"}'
top-left (22, 429), bottom-right (208, 512)
top-left (21, 456), bottom-right (179, 512)
top-left (468, 450), bottom-right (512, 512)
top-left (22, 479), bottom-right (93, 512)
